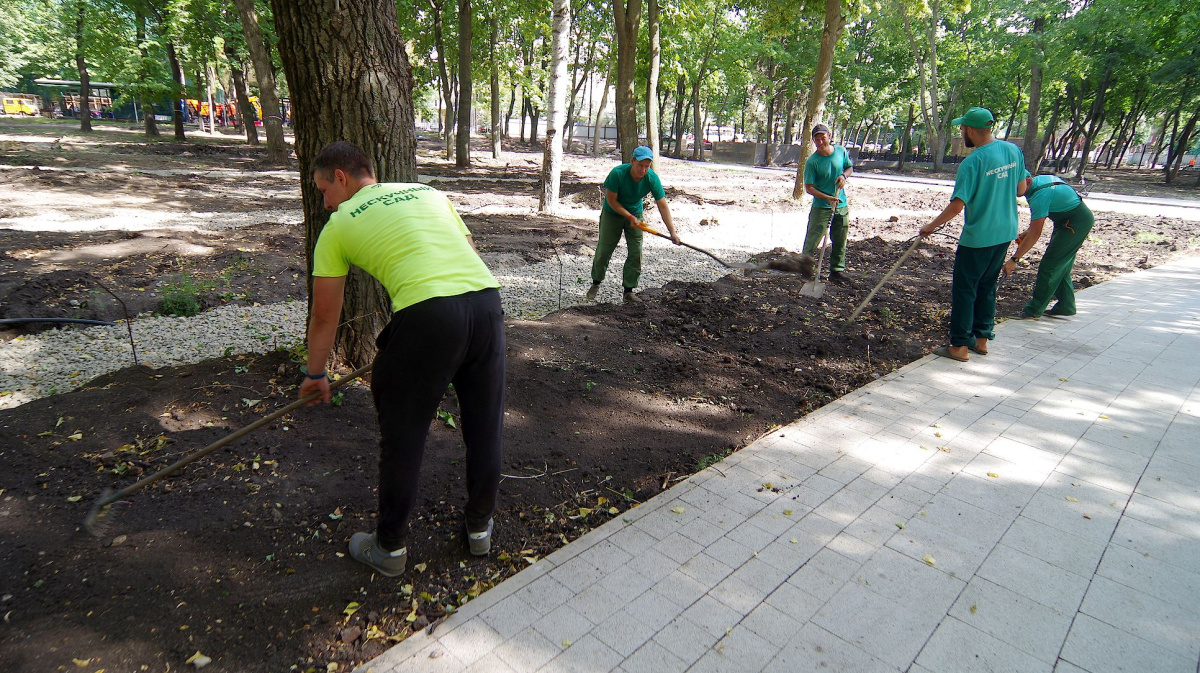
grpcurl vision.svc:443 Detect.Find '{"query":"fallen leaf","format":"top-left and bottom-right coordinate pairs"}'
top-left (597, 496), bottom-right (609, 505)
top-left (987, 472), bottom-right (999, 478)
top-left (671, 506), bottom-right (686, 514)
top-left (783, 509), bottom-right (793, 516)
top-left (608, 507), bottom-right (618, 515)
top-left (414, 563), bottom-right (427, 573)
top-left (923, 555), bottom-right (936, 567)
top-left (67, 495), bottom-right (82, 502)
top-left (1099, 415), bottom-right (1108, 419)
top-left (934, 432), bottom-right (942, 438)
top-left (343, 602), bottom-right (361, 617)
top-left (242, 398), bottom-right (261, 407)
top-left (561, 640), bottom-right (572, 647)
top-left (1066, 497), bottom-right (1079, 503)
top-left (72, 659), bottom-right (90, 668)
top-left (186, 651), bottom-right (212, 668)
top-left (1059, 377), bottom-right (1069, 382)
top-left (896, 522), bottom-right (905, 530)
top-left (789, 538), bottom-right (798, 544)
top-left (1083, 515), bottom-right (1092, 519)
top-left (938, 446), bottom-right (951, 453)
top-left (67, 432), bottom-right (83, 441)
top-left (969, 604), bottom-right (978, 614)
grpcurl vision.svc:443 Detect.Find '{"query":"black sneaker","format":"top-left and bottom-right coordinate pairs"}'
top-left (829, 270), bottom-right (847, 283)
top-left (1045, 306), bottom-right (1075, 317)
top-left (348, 532), bottom-right (407, 577)
top-left (467, 518), bottom-right (494, 556)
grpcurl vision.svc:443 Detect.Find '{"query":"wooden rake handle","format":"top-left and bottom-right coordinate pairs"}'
top-left (846, 236), bottom-right (923, 325)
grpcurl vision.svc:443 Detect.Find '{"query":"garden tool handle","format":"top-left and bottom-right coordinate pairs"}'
top-left (633, 220), bottom-right (668, 238)
top-left (846, 237), bottom-right (923, 325)
top-left (93, 364), bottom-right (373, 507)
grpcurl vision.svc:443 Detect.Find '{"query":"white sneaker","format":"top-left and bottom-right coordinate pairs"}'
top-left (467, 519), bottom-right (494, 556)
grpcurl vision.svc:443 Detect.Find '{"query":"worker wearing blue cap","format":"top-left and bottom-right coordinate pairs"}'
top-left (586, 145), bottom-right (681, 304)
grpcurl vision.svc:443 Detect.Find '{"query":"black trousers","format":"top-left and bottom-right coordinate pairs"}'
top-left (370, 288), bottom-right (505, 550)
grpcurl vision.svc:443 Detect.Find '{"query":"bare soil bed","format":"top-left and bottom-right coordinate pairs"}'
top-left (1, 119), bottom-right (1197, 672)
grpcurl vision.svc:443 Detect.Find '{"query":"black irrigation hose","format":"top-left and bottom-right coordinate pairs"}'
top-left (0, 318), bottom-right (116, 326)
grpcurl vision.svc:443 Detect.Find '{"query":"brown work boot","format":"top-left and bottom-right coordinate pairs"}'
top-left (623, 290), bottom-right (642, 304)
top-left (585, 283), bottom-right (600, 302)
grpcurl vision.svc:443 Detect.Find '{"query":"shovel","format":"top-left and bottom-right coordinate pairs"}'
top-left (632, 220), bottom-right (757, 269)
top-left (800, 207), bottom-right (837, 298)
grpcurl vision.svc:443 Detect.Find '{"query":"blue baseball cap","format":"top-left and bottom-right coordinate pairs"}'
top-left (632, 146), bottom-right (654, 161)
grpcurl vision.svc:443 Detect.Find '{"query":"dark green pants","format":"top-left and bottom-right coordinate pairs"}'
top-left (803, 205), bottom-right (850, 272)
top-left (591, 209), bottom-right (643, 289)
top-left (1025, 202), bottom-right (1094, 317)
top-left (951, 242), bottom-right (1009, 347)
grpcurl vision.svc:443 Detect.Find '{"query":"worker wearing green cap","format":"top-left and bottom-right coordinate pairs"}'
top-left (586, 145), bottom-right (680, 304)
top-left (920, 107), bottom-right (1026, 362)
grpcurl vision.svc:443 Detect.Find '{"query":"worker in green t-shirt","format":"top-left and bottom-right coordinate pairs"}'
top-left (803, 124), bottom-right (854, 282)
top-left (585, 145), bottom-right (680, 304)
top-left (1004, 174), bottom-right (1094, 318)
top-left (300, 141), bottom-right (505, 577)
top-left (920, 107), bottom-right (1027, 362)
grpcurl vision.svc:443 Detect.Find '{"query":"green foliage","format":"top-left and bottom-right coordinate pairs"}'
top-left (696, 447), bottom-right (732, 471)
top-left (158, 273), bottom-right (208, 317)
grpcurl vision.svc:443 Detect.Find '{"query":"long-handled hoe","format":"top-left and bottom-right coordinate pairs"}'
top-left (83, 364), bottom-right (373, 537)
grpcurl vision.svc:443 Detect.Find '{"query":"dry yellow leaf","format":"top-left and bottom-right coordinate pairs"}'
top-left (783, 509), bottom-right (794, 516)
top-left (987, 472), bottom-right (999, 478)
top-left (1066, 497), bottom-right (1079, 503)
top-left (923, 554), bottom-right (936, 566)
top-left (343, 602), bottom-right (361, 617)
top-left (970, 604), bottom-right (978, 614)
top-left (671, 506), bottom-right (686, 514)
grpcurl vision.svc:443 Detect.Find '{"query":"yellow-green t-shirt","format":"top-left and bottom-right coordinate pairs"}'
top-left (312, 183), bottom-right (499, 312)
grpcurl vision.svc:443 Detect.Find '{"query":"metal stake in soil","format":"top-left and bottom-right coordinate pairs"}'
top-left (83, 363), bottom-right (373, 537)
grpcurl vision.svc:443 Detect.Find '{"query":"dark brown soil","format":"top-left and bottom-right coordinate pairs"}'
top-left (1, 121), bottom-right (1196, 672)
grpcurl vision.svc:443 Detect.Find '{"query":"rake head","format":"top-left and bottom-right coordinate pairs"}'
top-left (83, 488), bottom-right (123, 538)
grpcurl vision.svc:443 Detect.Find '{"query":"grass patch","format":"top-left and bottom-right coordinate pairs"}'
top-left (1134, 231), bottom-right (1166, 244)
top-left (158, 273), bottom-right (209, 316)
top-left (696, 448), bottom-right (733, 471)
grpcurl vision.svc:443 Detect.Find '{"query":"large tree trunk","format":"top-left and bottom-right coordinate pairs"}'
top-left (455, 0), bottom-right (472, 166)
top-left (1165, 109), bottom-right (1198, 185)
top-left (538, 0), bottom-right (570, 213)
top-left (613, 0), bottom-right (643, 161)
top-left (166, 41), bottom-right (186, 141)
top-left (645, 0), bottom-right (661, 163)
top-left (271, 0), bottom-right (417, 368)
top-left (489, 14), bottom-right (501, 158)
top-left (224, 42), bottom-right (259, 144)
top-left (897, 102), bottom-right (915, 170)
top-left (74, 1), bottom-right (92, 133)
top-left (793, 0), bottom-right (845, 197)
top-left (232, 0), bottom-right (287, 162)
top-left (1073, 68), bottom-right (1112, 180)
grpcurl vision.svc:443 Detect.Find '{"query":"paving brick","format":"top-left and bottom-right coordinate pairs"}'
top-left (708, 573), bottom-right (764, 613)
top-left (886, 517), bottom-right (991, 578)
top-left (437, 617), bottom-right (504, 665)
top-left (853, 546), bottom-right (965, 613)
top-left (1097, 543), bottom-right (1200, 614)
top-left (514, 576), bottom-right (576, 615)
top-left (915, 616), bottom-right (1052, 673)
top-left (461, 652), bottom-right (517, 673)
top-left (813, 487), bottom-right (878, 525)
top-left (1060, 613), bottom-right (1196, 673)
top-left (540, 634), bottom-right (622, 673)
top-left (948, 578), bottom-right (1072, 664)
top-left (531, 604), bottom-right (595, 651)
top-left (976, 543), bottom-right (1090, 613)
top-left (741, 602), bottom-right (804, 649)
top-left (677, 552), bottom-right (734, 588)
top-left (919, 492), bottom-right (1015, 548)
top-left (652, 531), bottom-right (704, 563)
top-left (702, 534), bottom-right (756, 569)
top-left (688, 625), bottom-right (778, 673)
top-left (651, 570), bottom-right (709, 608)
top-left (591, 610), bottom-right (660, 657)
top-left (652, 616), bottom-right (719, 666)
top-left (493, 627), bottom-right (562, 673)
top-left (729, 556), bottom-right (790, 594)
top-left (1124, 493), bottom-right (1200, 542)
top-left (723, 518), bottom-right (781, 552)
top-left (566, 582), bottom-right (623, 623)
top-left (480, 595), bottom-right (540, 638)
top-left (620, 640), bottom-right (688, 673)
top-left (1111, 515), bottom-right (1200, 574)
top-left (596, 565), bottom-right (655, 603)
top-left (1080, 575), bottom-right (1200, 658)
top-left (607, 525), bottom-right (658, 557)
top-left (999, 516), bottom-right (1107, 578)
top-left (621, 547), bottom-right (677, 582)
top-left (937, 471), bottom-right (1033, 517)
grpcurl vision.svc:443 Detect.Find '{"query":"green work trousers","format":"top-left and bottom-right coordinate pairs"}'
top-left (803, 205), bottom-right (850, 272)
top-left (1024, 202), bottom-right (1094, 317)
top-left (950, 242), bottom-right (1009, 348)
top-left (591, 209), bottom-right (644, 290)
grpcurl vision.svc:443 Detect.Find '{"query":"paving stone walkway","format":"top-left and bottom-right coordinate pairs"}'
top-left (356, 257), bottom-right (1200, 673)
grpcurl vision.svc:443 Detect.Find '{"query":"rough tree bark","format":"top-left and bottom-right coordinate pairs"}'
top-left (591, 68), bottom-right (609, 156)
top-left (613, 0), bottom-right (643, 162)
top-left (135, 6), bottom-right (158, 137)
top-left (455, 0), bottom-right (472, 166)
top-left (489, 14), bottom-right (501, 158)
top-left (224, 42), bottom-right (259, 144)
top-left (793, 0), bottom-right (845, 197)
top-left (232, 0), bottom-right (287, 163)
top-left (270, 0), bottom-right (418, 368)
top-left (166, 41), bottom-right (186, 141)
top-left (432, 0), bottom-right (456, 160)
top-left (1022, 16), bottom-right (1044, 172)
top-left (538, 0), bottom-right (571, 213)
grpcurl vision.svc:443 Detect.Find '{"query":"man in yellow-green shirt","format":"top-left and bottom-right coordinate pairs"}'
top-left (299, 141), bottom-right (504, 577)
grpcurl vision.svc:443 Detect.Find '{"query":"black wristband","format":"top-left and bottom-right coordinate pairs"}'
top-left (1010, 256), bottom-right (1019, 263)
top-left (305, 371), bottom-right (327, 380)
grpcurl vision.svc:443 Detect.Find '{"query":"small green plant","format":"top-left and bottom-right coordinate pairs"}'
top-left (436, 408), bottom-right (457, 428)
top-left (1134, 231), bottom-right (1166, 244)
top-left (696, 448), bottom-right (732, 471)
top-left (585, 381), bottom-right (596, 392)
top-left (278, 342), bottom-right (308, 363)
top-left (878, 306), bottom-right (895, 327)
top-left (331, 391), bottom-right (345, 406)
top-left (159, 273), bottom-right (207, 317)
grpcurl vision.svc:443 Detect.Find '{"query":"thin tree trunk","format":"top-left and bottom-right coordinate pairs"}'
top-left (456, 0), bottom-right (472, 166)
top-left (135, 7), bottom-right (158, 137)
top-left (538, 0), bottom-right (570, 213)
top-left (166, 41), bottom-right (186, 141)
top-left (225, 42), bottom-right (259, 144)
top-left (1073, 68), bottom-right (1112, 180)
top-left (592, 69), bottom-right (610, 156)
top-left (504, 85), bottom-right (516, 138)
top-left (897, 102), bottom-right (915, 170)
top-left (232, 0), bottom-right (286, 162)
top-left (270, 0), bottom-right (417, 368)
top-left (205, 63), bottom-right (218, 133)
top-left (671, 73), bottom-right (685, 158)
top-left (1165, 109), bottom-right (1198, 184)
top-left (489, 15), bottom-right (501, 158)
top-left (74, 1), bottom-right (92, 133)
top-left (432, 0), bottom-right (455, 160)
top-left (646, 0), bottom-right (661, 162)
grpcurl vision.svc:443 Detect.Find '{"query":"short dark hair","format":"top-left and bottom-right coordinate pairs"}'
top-left (314, 141), bottom-right (374, 180)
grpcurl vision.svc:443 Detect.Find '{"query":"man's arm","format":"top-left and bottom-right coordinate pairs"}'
top-left (300, 275), bottom-right (347, 405)
top-left (606, 190), bottom-right (639, 225)
top-left (1003, 217), bottom-right (1046, 276)
top-left (919, 198), bottom-right (965, 238)
top-left (655, 198), bottom-right (681, 244)
top-left (805, 182), bottom-right (840, 206)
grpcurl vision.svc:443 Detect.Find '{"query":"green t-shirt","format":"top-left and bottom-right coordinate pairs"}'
top-left (804, 146), bottom-right (853, 210)
top-left (312, 183), bottom-right (499, 313)
top-left (601, 164), bottom-right (666, 217)
top-left (1026, 175), bottom-right (1082, 220)
top-left (950, 140), bottom-right (1026, 248)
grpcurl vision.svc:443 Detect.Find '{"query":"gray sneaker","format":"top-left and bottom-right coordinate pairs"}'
top-left (467, 519), bottom-right (494, 556)
top-left (585, 284), bottom-right (600, 301)
top-left (348, 532), bottom-right (407, 577)
top-left (623, 290), bottom-right (642, 304)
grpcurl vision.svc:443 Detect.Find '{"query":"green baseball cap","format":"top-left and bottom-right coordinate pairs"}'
top-left (951, 107), bottom-right (995, 129)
